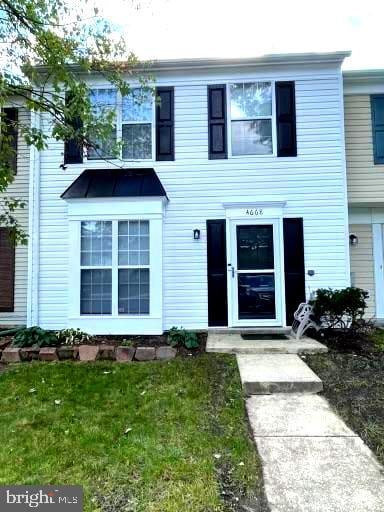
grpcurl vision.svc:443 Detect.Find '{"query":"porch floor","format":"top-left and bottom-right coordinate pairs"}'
top-left (206, 332), bottom-right (327, 355)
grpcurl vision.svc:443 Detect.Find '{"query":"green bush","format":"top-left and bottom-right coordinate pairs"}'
top-left (12, 326), bottom-right (57, 348)
top-left (311, 287), bottom-right (369, 330)
top-left (56, 328), bottom-right (92, 346)
top-left (167, 327), bottom-right (200, 350)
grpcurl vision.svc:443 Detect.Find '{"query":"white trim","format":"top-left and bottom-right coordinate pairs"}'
top-left (373, 224), bottom-right (384, 318)
top-left (338, 68), bottom-right (351, 287)
top-left (228, 218), bottom-right (284, 327)
top-left (226, 81), bottom-right (276, 158)
top-left (27, 110), bottom-right (41, 327)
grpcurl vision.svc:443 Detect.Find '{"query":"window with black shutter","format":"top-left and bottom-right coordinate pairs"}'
top-left (2, 108), bottom-right (18, 173)
top-left (0, 228), bottom-right (15, 312)
top-left (156, 87), bottom-right (174, 161)
top-left (275, 81), bottom-right (297, 157)
top-left (208, 85), bottom-right (227, 159)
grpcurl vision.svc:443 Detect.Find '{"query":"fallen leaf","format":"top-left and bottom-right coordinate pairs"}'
top-left (140, 390), bottom-right (146, 396)
top-left (103, 371), bottom-right (111, 374)
top-left (54, 400), bottom-right (61, 405)
top-left (29, 388), bottom-right (36, 393)
top-left (124, 427), bottom-right (132, 435)
top-left (238, 461), bottom-right (245, 466)
top-left (213, 453), bottom-right (221, 459)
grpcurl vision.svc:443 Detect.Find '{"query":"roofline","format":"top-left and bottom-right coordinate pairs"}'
top-left (343, 69), bottom-right (384, 82)
top-left (34, 51), bottom-right (351, 74)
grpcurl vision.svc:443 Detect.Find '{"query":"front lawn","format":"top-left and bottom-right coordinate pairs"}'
top-left (0, 354), bottom-right (264, 512)
top-left (306, 331), bottom-right (384, 465)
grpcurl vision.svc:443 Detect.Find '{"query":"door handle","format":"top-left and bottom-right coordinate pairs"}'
top-left (228, 264), bottom-right (235, 278)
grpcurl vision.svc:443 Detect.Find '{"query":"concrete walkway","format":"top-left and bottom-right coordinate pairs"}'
top-left (207, 334), bottom-right (384, 511)
top-left (236, 354), bottom-right (384, 512)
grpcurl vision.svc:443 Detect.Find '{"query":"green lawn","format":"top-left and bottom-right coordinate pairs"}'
top-left (0, 354), bottom-right (262, 512)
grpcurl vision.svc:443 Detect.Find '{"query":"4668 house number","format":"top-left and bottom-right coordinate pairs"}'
top-left (245, 208), bottom-right (264, 216)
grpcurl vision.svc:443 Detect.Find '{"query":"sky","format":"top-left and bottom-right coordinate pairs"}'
top-left (95, 0), bottom-right (384, 70)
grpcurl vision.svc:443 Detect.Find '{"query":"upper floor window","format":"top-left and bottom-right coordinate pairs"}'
top-left (229, 82), bottom-right (274, 156)
top-left (371, 95), bottom-right (384, 165)
top-left (87, 88), bottom-right (154, 161)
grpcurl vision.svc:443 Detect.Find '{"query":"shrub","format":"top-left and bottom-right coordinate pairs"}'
top-left (167, 327), bottom-right (199, 350)
top-left (311, 287), bottom-right (369, 330)
top-left (12, 326), bottom-right (57, 348)
top-left (120, 339), bottom-right (134, 347)
top-left (56, 328), bottom-right (92, 346)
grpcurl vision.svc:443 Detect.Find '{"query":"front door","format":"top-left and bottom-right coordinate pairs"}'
top-left (229, 220), bottom-right (283, 326)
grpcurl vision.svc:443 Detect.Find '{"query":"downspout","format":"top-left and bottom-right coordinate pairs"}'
top-left (26, 109), bottom-right (41, 326)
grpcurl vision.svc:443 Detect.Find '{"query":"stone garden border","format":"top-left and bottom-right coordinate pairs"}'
top-left (0, 344), bottom-right (177, 364)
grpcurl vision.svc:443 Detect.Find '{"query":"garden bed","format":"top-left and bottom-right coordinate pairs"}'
top-left (305, 329), bottom-right (384, 465)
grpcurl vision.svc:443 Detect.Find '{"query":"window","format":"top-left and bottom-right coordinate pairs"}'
top-left (229, 82), bottom-right (273, 156)
top-left (79, 220), bottom-right (150, 316)
top-left (88, 89), bottom-right (117, 160)
top-left (122, 89), bottom-right (153, 159)
top-left (80, 221), bottom-right (112, 314)
top-left (87, 87), bottom-right (153, 160)
top-left (118, 221), bottom-right (150, 314)
top-left (371, 95), bottom-right (384, 165)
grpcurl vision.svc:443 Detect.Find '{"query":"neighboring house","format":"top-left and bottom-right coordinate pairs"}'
top-left (344, 70), bottom-right (384, 321)
top-left (0, 106), bottom-right (30, 327)
top-left (27, 52), bottom-right (351, 334)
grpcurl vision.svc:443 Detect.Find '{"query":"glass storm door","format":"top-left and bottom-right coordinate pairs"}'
top-left (230, 221), bottom-right (282, 326)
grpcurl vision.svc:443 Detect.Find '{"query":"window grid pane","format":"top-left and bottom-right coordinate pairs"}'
top-left (118, 269), bottom-right (150, 315)
top-left (88, 89), bottom-right (118, 160)
top-left (118, 220), bottom-right (150, 266)
top-left (81, 269), bottom-right (112, 315)
top-left (122, 89), bottom-right (152, 122)
top-left (81, 221), bottom-right (112, 266)
top-left (122, 124), bottom-right (152, 160)
top-left (231, 120), bottom-right (273, 156)
top-left (230, 82), bottom-right (272, 119)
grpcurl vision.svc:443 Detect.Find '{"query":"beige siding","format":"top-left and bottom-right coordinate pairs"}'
top-left (0, 108), bottom-right (30, 327)
top-left (349, 224), bottom-right (376, 318)
top-left (345, 95), bottom-right (384, 204)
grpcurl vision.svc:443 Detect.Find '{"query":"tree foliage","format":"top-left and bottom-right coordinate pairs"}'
top-left (0, 0), bottom-right (147, 242)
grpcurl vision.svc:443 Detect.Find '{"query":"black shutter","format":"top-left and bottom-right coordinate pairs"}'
top-left (208, 85), bottom-right (227, 159)
top-left (156, 87), bottom-right (174, 161)
top-left (0, 228), bottom-right (15, 312)
top-left (276, 81), bottom-right (297, 157)
top-left (283, 218), bottom-right (305, 325)
top-left (3, 108), bottom-right (18, 173)
top-left (64, 94), bottom-right (83, 164)
top-left (207, 220), bottom-right (228, 326)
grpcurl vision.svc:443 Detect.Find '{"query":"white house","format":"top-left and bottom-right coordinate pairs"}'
top-left (25, 52), bottom-right (351, 334)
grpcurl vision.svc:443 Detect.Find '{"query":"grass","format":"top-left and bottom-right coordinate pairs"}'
top-left (0, 354), bottom-right (263, 512)
top-left (306, 336), bottom-right (384, 466)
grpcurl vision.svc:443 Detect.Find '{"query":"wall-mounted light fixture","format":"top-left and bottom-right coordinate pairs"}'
top-left (349, 234), bottom-right (359, 246)
top-left (193, 229), bottom-right (201, 240)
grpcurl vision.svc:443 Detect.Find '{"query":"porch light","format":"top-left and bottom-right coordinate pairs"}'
top-left (193, 229), bottom-right (201, 240)
top-left (349, 234), bottom-right (359, 246)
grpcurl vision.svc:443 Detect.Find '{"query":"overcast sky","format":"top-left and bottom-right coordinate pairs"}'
top-left (97, 0), bottom-right (384, 69)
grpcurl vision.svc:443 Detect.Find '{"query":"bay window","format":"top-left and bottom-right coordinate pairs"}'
top-left (229, 82), bottom-right (274, 156)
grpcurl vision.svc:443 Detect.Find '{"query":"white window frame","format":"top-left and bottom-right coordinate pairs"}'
top-left (79, 220), bottom-right (150, 317)
top-left (66, 198), bottom-right (164, 334)
top-left (226, 81), bottom-right (277, 158)
top-left (86, 86), bottom-right (156, 162)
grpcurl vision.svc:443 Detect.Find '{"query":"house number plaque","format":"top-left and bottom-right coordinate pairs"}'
top-left (245, 208), bottom-right (263, 216)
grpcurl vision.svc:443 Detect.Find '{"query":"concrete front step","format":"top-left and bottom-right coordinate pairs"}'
top-left (207, 333), bottom-right (327, 354)
top-left (237, 354), bottom-right (323, 395)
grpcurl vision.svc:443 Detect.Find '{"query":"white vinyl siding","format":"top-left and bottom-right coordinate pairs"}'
top-left (349, 224), bottom-right (376, 318)
top-left (36, 63), bottom-right (349, 331)
top-left (0, 108), bottom-right (30, 327)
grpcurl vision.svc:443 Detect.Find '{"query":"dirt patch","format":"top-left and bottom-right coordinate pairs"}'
top-left (306, 350), bottom-right (384, 465)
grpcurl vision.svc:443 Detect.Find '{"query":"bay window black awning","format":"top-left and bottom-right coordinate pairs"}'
top-left (61, 168), bottom-right (168, 199)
